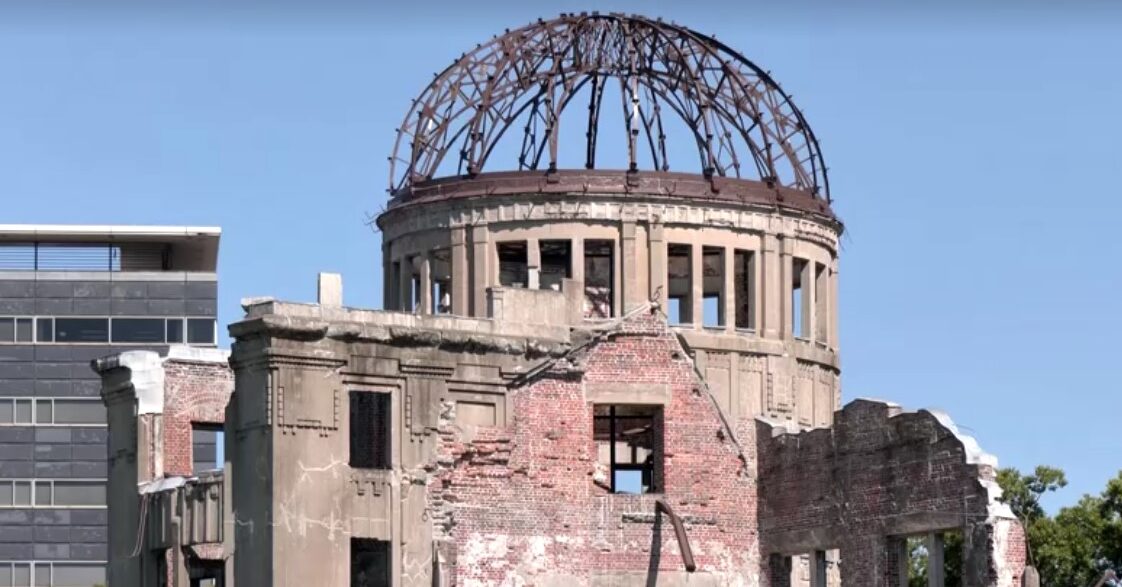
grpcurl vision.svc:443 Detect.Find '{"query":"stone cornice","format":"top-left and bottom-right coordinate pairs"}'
top-left (378, 191), bottom-right (841, 252)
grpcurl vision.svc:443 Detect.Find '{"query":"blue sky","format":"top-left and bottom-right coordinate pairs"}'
top-left (1, 0), bottom-right (1119, 510)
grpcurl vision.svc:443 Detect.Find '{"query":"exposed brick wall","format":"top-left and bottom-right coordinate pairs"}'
top-left (757, 400), bottom-right (1026, 586)
top-left (161, 358), bottom-right (234, 477)
top-left (430, 311), bottom-right (760, 585)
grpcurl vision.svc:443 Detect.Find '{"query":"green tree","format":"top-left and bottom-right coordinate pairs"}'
top-left (996, 465), bottom-right (1067, 526)
top-left (996, 466), bottom-right (1122, 587)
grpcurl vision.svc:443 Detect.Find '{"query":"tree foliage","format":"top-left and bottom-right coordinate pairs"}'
top-left (997, 466), bottom-right (1122, 587)
top-left (906, 467), bottom-right (1122, 587)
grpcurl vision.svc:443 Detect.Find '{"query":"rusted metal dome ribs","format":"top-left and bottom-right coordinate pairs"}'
top-left (388, 12), bottom-right (830, 203)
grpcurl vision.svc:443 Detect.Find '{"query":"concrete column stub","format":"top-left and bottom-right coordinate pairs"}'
top-left (450, 226), bottom-right (469, 315)
top-left (761, 233), bottom-right (782, 338)
top-left (723, 245), bottom-right (735, 332)
top-left (418, 254), bottom-right (432, 315)
top-left (691, 241), bottom-right (703, 328)
top-left (648, 220), bottom-right (667, 306)
top-left (621, 220), bottom-right (642, 310)
top-left (527, 237), bottom-right (541, 290)
top-left (399, 253), bottom-right (414, 312)
top-left (470, 224), bottom-right (491, 317)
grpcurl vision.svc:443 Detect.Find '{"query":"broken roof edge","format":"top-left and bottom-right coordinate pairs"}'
top-left (758, 398), bottom-right (1017, 522)
top-left (229, 301), bottom-right (572, 357)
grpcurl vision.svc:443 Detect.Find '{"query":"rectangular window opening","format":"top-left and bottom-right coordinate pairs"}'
top-left (734, 250), bottom-right (756, 330)
top-left (814, 263), bottom-right (829, 344)
top-left (905, 530), bottom-right (963, 587)
top-left (584, 240), bottom-right (614, 318)
top-left (351, 538), bottom-right (390, 587)
top-left (349, 391), bottom-right (391, 469)
top-left (390, 261), bottom-right (403, 311)
top-left (36, 318), bottom-right (54, 343)
top-left (166, 319), bottom-right (185, 343)
top-left (112, 318), bottom-right (166, 343)
top-left (187, 319), bottom-right (216, 345)
top-left (593, 404), bottom-right (662, 494)
top-left (54, 318), bottom-right (109, 343)
top-left (192, 424), bottom-right (224, 473)
top-left (497, 241), bottom-right (528, 288)
top-left (431, 248), bottom-right (452, 314)
top-left (539, 240), bottom-right (571, 291)
top-left (666, 244), bottom-right (692, 325)
top-left (792, 258), bottom-right (808, 339)
top-left (702, 246), bottom-right (724, 328)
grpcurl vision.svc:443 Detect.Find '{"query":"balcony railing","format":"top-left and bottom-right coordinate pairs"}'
top-left (0, 242), bottom-right (169, 271)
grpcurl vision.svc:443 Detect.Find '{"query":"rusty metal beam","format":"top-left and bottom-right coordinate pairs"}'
top-left (388, 13), bottom-right (829, 203)
top-left (656, 498), bottom-right (697, 573)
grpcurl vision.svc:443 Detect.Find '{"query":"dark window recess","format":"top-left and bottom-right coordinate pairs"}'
top-left (113, 318), bottom-right (166, 343)
top-left (36, 318), bottom-right (54, 342)
top-left (0, 318), bottom-right (12, 342)
top-left (539, 240), bottom-right (571, 291)
top-left (666, 244), bottom-right (692, 324)
top-left (497, 241), bottom-right (528, 288)
top-left (192, 424), bottom-right (224, 473)
top-left (349, 391), bottom-right (391, 469)
top-left (187, 319), bottom-right (215, 344)
top-left (167, 319), bottom-right (184, 343)
top-left (351, 539), bottom-right (391, 587)
top-left (593, 404), bottom-right (662, 494)
top-left (55, 318), bottom-right (109, 343)
top-left (584, 240), bottom-right (615, 318)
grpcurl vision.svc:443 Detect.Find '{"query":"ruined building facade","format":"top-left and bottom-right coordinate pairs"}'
top-left (94, 13), bottom-right (1025, 587)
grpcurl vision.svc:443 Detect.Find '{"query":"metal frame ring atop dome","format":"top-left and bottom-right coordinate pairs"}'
top-left (389, 12), bottom-right (830, 201)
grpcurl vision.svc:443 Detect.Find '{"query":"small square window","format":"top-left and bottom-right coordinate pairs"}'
top-left (34, 481), bottom-right (52, 506)
top-left (32, 564), bottom-right (48, 587)
top-left (187, 319), bottom-right (215, 345)
top-left (593, 404), bottom-right (662, 494)
top-left (36, 318), bottom-right (54, 343)
top-left (15, 319), bottom-right (32, 343)
top-left (13, 481), bottom-right (31, 506)
top-left (35, 400), bottom-right (52, 425)
top-left (192, 424), bottom-right (224, 473)
top-left (14, 400), bottom-right (32, 425)
top-left (166, 319), bottom-right (184, 343)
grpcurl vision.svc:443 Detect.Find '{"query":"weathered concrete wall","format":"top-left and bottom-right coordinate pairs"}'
top-left (429, 310), bottom-right (760, 586)
top-left (757, 400), bottom-right (1026, 587)
top-left (226, 300), bottom-right (573, 587)
top-left (94, 346), bottom-right (232, 587)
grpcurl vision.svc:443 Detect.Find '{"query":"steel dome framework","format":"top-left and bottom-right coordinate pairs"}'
top-left (389, 13), bottom-right (830, 201)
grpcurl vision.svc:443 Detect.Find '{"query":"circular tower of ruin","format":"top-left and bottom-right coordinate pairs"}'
top-left (377, 12), bottom-right (841, 426)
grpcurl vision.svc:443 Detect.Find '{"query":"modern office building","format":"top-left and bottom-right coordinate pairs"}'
top-left (0, 225), bottom-right (219, 587)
